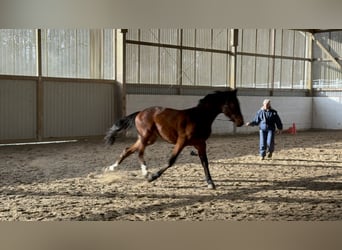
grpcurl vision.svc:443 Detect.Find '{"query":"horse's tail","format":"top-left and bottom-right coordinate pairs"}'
top-left (104, 111), bottom-right (140, 145)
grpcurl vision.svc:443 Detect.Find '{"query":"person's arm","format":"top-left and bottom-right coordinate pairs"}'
top-left (246, 110), bottom-right (261, 126)
top-left (275, 112), bottom-right (283, 130)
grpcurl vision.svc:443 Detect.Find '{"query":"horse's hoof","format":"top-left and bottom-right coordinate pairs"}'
top-left (146, 172), bottom-right (158, 182)
top-left (190, 150), bottom-right (198, 156)
top-left (103, 167), bottom-right (111, 173)
top-left (105, 162), bottom-right (118, 172)
top-left (146, 172), bottom-right (154, 182)
top-left (208, 183), bottom-right (216, 189)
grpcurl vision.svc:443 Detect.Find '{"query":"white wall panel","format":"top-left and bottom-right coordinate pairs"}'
top-left (240, 29), bottom-right (256, 53)
top-left (182, 29), bottom-right (195, 47)
top-left (313, 95), bottom-right (342, 129)
top-left (160, 48), bottom-right (178, 84)
top-left (196, 29), bottom-right (211, 49)
top-left (140, 45), bottom-right (158, 84)
top-left (293, 60), bottom-right (305, 89)
top-left (41, 29), bottom-right (115, 80)
top-left (140, 29), bottom-right (159, 43)
top-left (282, 30), bottom-right (294, 57)
top-left (312, 31), bottom-right (342, 89)
top-left (280, 59), bottom-right (293, 88)
top-left (330, 31), bottom-right (342, 57)
top-left (196, 51), bottom-right (211, 85)
top-left (255, 57), bottom-right (269, 87)
top-left (126, 29), bottom-right (139, 40)
top-left (126, 44), bottom-right (139, 83)
top-left (257, 29), bottom-right (270, 54)
top-left (212, 53), bottom-right (228, 86)
top-left (294, 31), bottom-right (306, 57)
top-left (160, 29), bottom-right (180, 45)
top-left (212, 29), bottom-right (228, 50)
top-left (0, 29), bottom-right (37, 76)
top-left (240, 56), bottom-right (256, 87)
top-left (182, 50), bottom-right (195, 85)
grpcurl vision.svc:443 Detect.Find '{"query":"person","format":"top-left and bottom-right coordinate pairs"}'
top-left (246, 99), bottom-right (283, 160)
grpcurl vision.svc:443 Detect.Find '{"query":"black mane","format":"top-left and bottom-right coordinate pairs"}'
top-left (198, 89), bottom-right (235, 107)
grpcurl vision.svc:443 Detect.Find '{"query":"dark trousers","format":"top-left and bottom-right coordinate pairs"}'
top-left (259, 129), bottom-right (275, 157)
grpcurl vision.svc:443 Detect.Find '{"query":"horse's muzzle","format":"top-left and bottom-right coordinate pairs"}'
top-left (234, 117), bottom-right (244, 127)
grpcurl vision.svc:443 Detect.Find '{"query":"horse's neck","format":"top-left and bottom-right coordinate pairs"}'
top-left (193, 105), bottom-right (221, 123)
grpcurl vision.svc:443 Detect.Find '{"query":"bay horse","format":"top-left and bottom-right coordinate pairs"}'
top-left (104, 89), bottom-right (244, 189)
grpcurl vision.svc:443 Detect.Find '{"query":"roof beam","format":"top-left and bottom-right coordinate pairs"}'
top-left (311, 34), bottom-right (342, 71)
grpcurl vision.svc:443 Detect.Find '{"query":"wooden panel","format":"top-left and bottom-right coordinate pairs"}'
top-left (43, 80), bottom-right (116, 138)
top-left (0, 79), bottom-right (37, 141)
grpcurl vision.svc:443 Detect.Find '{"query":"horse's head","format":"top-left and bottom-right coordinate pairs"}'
top-left (221, 89), bottom-right (244, 127)
top-left (199, 89), bottom-right (244, 127)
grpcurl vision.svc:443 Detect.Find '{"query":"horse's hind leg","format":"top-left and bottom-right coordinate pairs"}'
top-left (136, 133), bottom-right (157, 177)
top-left (107, 140), bottom-right (140, 171)
top-left (107, 135), bottom-right (153, 177)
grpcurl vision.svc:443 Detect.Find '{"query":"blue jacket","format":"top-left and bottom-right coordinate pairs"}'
top-left (249, 108), bottom-right (283, 131)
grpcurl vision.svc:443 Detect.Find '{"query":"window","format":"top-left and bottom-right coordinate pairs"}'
top-left (0, 29), bottom-right (37, 76)
top-left (126, 29), bottom-right (231, 87)
top-left (41, 29), bottom-right (115, 79)
top-left (237, 29), bottom-right (308, 89)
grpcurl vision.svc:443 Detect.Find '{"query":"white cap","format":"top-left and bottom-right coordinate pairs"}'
top-left (263, 99), bottom-right (271, 105)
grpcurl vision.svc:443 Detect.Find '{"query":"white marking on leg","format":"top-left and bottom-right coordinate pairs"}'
top-left (108, 161), bottom-right (119, 171)
top-left (141, 164), bottom-right (148, 177)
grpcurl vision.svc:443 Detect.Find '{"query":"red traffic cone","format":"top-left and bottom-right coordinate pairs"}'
top-left (291, 122), bottom-right (296, 135)
top-left (286, 122), bottom-right (296, 134)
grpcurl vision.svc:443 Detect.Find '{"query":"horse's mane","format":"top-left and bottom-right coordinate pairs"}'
top-left (198, 89), bottom-right (234, 106)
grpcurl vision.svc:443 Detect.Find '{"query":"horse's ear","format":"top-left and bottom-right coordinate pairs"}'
top-left (233, 88), bottom-right (238, 95)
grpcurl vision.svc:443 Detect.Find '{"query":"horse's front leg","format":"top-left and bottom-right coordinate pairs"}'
top-left (146, 153), bottom-right (178, 182)
top-left (146, 139), bottom-right (185, 182)
top-left (195, 142), bottom-right (215, 189)
top-left (199, 153), bottom-right (215, 189)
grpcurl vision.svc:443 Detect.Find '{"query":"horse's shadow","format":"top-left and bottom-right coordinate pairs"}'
top-left (78, 172), bottom-right (342, 220)
top-left (2, 171), bottom-right (340, 220)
